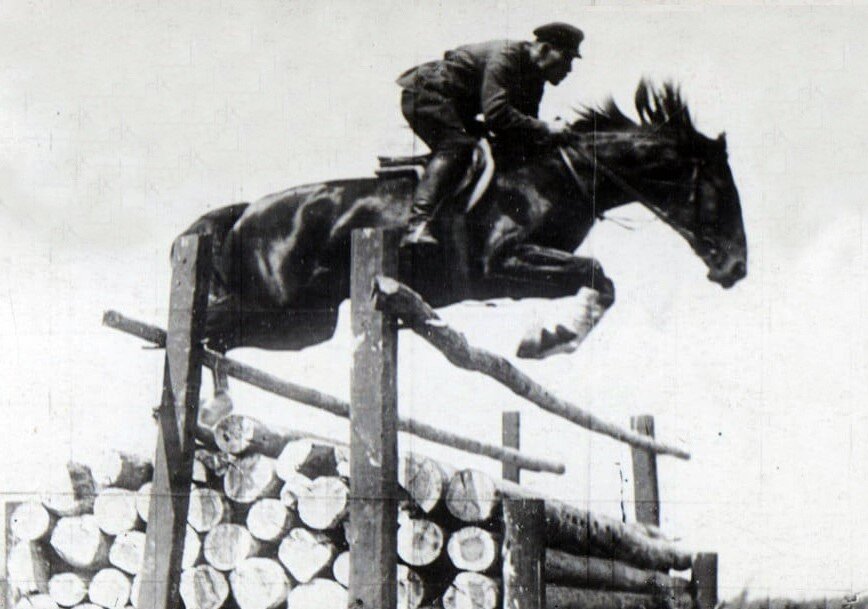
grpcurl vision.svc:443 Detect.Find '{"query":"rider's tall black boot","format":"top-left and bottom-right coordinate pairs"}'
top-left (404, 150), bottom-right (469, 246)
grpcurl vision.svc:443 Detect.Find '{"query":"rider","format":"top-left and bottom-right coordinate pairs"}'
top-left (397, 22), bottom-right (584, 246)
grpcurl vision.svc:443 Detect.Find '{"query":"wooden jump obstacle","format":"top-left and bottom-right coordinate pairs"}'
top-left (1, 228), bottom-right (718, 609)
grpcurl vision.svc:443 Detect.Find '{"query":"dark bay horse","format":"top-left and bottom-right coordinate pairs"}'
top-left (178, 82), bottom-right (747, 358)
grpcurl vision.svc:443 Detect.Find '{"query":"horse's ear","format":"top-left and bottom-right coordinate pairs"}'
top-left (635, 80), bottom-right (652, 124)
top-left (717, 131), bottom-right (727, 147)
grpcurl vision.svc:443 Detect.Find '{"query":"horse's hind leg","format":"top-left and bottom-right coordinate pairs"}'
top-left (488, 244), bottom-right (616, 359)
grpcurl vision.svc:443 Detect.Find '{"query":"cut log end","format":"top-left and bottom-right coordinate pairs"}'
top-left (90, 451), bottom-right (153, 491)
top-left (275, 439), bottom-right (339, 481)
top-left (332, 551), bottom-right (350, 588)
top-left (179, 565), bottom-right (230, 609)
top-left (442, 572), bottom-right (500, 609)
top-left (229, 558), bottom-right (290, 609)
top-left (445, 470), bottom-right (500, 523)
top-left (277, 528), bottom-right (336, 583)
top-left (93, 488), bottom-right (141, 535)
top-left (397, 518), bottom-right (445, 567)
top-left (50, 515), bottom-right (110, 570)
top-left (8, 542), bottom-right (51, 595)
top-left (297, 476), bottom-right (348, 530)
top-left (245, 498), bottom-right (293, 542)
top-left (223, 453), bottom-right (280, 504)
top-left (202, 523), bottom-right (260, 571)
top-left (285, 578), bottom-right (346, 609)
top-left (109, 531), bottom-right (147, 575)
top-left (11, 502), bottom-right (55, 542)
top-left (446, 527), bottom-right (499, 573)
top-left (398, 455), bottom-right (453, 514)
top-left (88, 568), bottom-right (132, 609)
top-left (48, 573), bottom-right (90, 608)
top-left (188, 487), bottom-right (230, 533)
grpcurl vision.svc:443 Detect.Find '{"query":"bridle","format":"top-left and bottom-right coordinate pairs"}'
top-left (557, 144), bottom-right (706, 245)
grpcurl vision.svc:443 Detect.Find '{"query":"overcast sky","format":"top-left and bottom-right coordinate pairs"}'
top-left (1, 0), bottom-right (867, 600)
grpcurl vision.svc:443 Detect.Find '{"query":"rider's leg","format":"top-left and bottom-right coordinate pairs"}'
top-left (400, 89), bottom-right (476, 246)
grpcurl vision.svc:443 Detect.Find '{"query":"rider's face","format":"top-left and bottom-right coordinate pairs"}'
top-left (540, 48), bottom-right (575, 85)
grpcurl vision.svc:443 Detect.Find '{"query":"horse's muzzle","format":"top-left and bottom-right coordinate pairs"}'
top-left (708, 258), bottom-right (746, 288)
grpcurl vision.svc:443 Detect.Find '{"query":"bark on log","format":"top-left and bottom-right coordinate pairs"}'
top-left (188, 487), bottom-right (231, 533)
top-left (275, 439), bottom-right (340, 480)
top-left (442, 572), bottom-right (500, 609)
top-left (245, 499), bottom-right (294, 543)
top-left (277, 528), bottom-right (337, 583)
top-left (48, 572), bottom-right (90, 607)
top-left (371, 277), bottom-right (690, 460)
top-left (202, 524), bottom-right (260, 572)
top-left (109, 531), bottom-right (146, 575)
top-left (89, 452), bottom-right (153, 491)
top-left (285, 578), bottom-right (346, 609)
top-left (223, 453), bottom-right (281, 504)
top-left (198, 391), bottom-right (234, 433)
top-left (446, 528), bottom-right (500, 574)
top-left (228, 558), bottom-right (290, 609)
top-left (397, 518), bottom-right (445, 567)
top-left (296, 477), bottom-right (348, 530)
top-left (278, 474), bottom-right (313, 511)
top-left (399, 455), bottom-right (456, 515)
top-left (93, 488), bottom-right (141, 536)
top-left (14, 594), bottom-right (60, 609)
top-left (214, 414), bottom-right (340, 459)
top-left (194, 449), bottom-right (232, 481)
top-left (332, 551), bottom-right (349, 588)
top-left (103, 311), bottom-right (564, 474)
top-left (179, 565), bottom-right (229, 609)
top-left (545, 550), bottom-right (689, 594)
top-left (42, 463), bottom-right (97, 517)
top-left (11, 503), bottom-right (56, 542)
top-left (8, 542), bottom-right (51, 595)
top-left (445, 470), bottom-right (692, 571)
top-left (50, 516), bottom-right (111, 570)
top-left (545, 586), bottom-right (691, 609)
top-left (88, 568), bottom-right (131, 609)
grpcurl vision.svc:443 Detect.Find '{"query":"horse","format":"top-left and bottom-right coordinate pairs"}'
top-left (177, 81), bottom-right (747, 361)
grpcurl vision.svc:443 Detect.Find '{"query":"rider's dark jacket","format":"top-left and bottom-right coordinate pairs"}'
top-left (397, 40), bottom-right (549, 142)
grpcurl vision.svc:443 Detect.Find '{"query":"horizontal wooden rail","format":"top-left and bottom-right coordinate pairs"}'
top-left (102, 310), bottom-right (566, 474)
top-left (371, 277), bottom-right (691, 460)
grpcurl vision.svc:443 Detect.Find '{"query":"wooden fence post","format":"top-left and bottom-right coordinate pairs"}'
top-left (502, 411), bottom-right (521, 483)
top-left (502, 498), bottom-right (546, 609)
top-left (138, 235), bottom-right (211, 609)
top-left (630, 415), bottom-right (660, 527)
top-left (349, 228), bottom-right (399, 609)
top-left (692, 552), bottom-right (719, 609)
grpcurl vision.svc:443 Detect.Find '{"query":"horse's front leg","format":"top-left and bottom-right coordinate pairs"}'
top-left (491, 244), bottom-right (616, 359)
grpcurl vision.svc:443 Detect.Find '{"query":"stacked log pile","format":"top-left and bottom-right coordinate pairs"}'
top-left (6, 412), bottom-right (694, 609)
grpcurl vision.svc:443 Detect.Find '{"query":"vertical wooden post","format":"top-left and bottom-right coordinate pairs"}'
top-left (2, 501), bottom-right (19, 608)
top-left (630, 415), bottom-right (660, 527)
top-left (692, 553), bottom-right (719, 609)
top-left (502, 498), bottom-right (546, 609)
top-left (502, 411), bottom-right (521, 483)
top-left (138, 235), bottom-right (211, 609)
top-left (349, 228), bottom-right (399, 609)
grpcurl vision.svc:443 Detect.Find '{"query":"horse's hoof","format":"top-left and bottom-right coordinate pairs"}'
top-left (517, 325), bottom-right (580, 359)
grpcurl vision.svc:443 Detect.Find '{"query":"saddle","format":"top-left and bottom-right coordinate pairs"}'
top-left (376, 139), bottom-right (495, 213)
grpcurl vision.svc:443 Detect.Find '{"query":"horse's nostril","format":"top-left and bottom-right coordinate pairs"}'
top-left (734, 261), bottom-right (746, 277)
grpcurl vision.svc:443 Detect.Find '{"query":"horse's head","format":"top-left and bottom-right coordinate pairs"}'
top-left (634, 82), bottom-right (747, 288)
top-left (569, 82), bottom-right (748, 289)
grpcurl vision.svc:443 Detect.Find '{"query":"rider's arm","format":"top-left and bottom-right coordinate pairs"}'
top-left (480, 46), bottom-right (549, 139)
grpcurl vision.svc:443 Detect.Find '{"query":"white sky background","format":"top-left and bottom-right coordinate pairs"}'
top-left (1, 0), bottom-right (867, 600)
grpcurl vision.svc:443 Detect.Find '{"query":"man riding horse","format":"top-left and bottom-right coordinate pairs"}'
top-left (399, 22), bottom-right (584, 246)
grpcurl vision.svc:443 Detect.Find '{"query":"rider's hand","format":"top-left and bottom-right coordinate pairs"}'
top-left (546, 120), bottom-right (572, 143)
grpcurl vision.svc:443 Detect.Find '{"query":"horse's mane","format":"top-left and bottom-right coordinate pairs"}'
top-left (569, 80), bottom-right (696, 139)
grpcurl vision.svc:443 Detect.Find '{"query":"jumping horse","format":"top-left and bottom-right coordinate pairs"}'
top-left (178, 81), bottom-right (747, 360)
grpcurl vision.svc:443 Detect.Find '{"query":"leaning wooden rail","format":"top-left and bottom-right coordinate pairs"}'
top-left (371, 276), bottom-right (691, 460)
top-left (102, 310), bottom-right (566, 474)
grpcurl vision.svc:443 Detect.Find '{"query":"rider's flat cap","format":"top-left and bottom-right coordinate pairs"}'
top-left (533, 22), bottom-right (584, 58)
